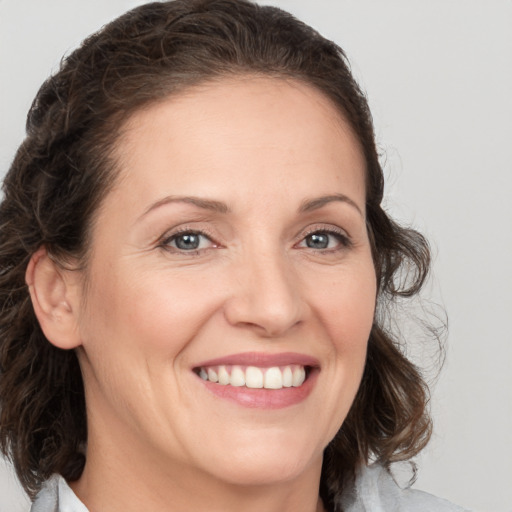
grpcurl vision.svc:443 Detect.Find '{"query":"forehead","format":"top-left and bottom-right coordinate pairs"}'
top-left (110, 76), bottom-right (366, 211)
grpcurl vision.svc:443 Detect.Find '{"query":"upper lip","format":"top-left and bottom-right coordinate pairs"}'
top-left (193, 351), bottom-right (320, 369)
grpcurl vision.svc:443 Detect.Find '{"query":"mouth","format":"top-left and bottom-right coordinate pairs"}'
top-left (192, 352), bottom-right (319, 409)
top-left (193, 364), bottom-right (313, 389)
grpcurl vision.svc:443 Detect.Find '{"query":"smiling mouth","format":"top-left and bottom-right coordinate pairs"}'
top-left (193, 364), bottom-right (313, 390)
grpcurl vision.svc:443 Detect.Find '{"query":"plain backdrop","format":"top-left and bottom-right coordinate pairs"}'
top-left (1, 1), bottom-right (511, 511)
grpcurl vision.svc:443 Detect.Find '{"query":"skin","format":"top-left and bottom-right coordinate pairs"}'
top-left (30, 77), bottom-right (376, 512)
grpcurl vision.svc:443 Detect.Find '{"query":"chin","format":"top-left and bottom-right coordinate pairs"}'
top-left (195, 432), bottom-right (325, 487)
top-left (214, 455), bottom-right (317, 487)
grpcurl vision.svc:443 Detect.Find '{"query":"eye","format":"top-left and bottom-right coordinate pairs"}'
top-left (162, 231), bottom-right (215, 252)
top-left (298, 229), bottom-right (350, 250)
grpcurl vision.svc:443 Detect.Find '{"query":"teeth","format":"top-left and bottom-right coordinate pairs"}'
top-left (207, 368), bottom-right (218, 383)
top-left (230, 366), bottom-right (245, 387)
top-left (245, 366), bottom-right (263, 388)
top-left (198, 364), bottom-right (308, 389)
top-left (292, 366), bottom-right (306, 387)
top-left (264, 367), bottom-right (282, 389)
top-left (218, 365), bottom-right (230, 385)
top-left (282, 366), bottom-right (293, 387)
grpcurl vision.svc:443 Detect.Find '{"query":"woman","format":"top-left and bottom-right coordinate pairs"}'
top-left (0, 1), bottom-right (467, 511)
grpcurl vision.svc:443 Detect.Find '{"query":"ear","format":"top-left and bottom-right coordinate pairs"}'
top-left (25, 247), bottom-right (82, 349)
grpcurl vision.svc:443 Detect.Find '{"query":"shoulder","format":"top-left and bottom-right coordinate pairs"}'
top-left (338, 463), bottom-right (471, 512)
top-left (31, 475), bottom-right (88, 512)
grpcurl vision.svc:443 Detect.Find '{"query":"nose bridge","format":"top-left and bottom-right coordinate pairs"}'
top-left (225, 242), bottom-right (304, 337)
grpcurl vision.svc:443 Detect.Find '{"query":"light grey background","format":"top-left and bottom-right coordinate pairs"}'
top-left (1, 1), bottom-right (511, 511)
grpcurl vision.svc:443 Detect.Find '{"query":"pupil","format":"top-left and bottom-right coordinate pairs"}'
top-left (176, 234), bottom-right (200, 250)
top-left (307, 233), bottom-right (328, 249)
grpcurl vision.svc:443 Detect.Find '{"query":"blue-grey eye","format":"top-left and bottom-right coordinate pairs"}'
top-left (174, 233), bottom-right (201, 250)
top-left (305, 233), bottom-right (330, 249)
top-left (166, 232), bottom-right (213, 251)
top-left (162, 230), bottom-right (217, 253)
top-left (301, 231), bottom-right (348, 250)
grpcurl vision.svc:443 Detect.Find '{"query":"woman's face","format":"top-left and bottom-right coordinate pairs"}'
top-left (73, 77), bottom-right (376, 488)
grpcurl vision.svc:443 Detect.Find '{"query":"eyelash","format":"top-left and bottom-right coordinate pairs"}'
top-left (158, 225), bottom-right (352, 255)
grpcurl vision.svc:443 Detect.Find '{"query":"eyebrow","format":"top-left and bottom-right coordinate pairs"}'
top-left (299, 194), bottom-right (363, 217)
top-left (139, 195), bottom-right (230, 220)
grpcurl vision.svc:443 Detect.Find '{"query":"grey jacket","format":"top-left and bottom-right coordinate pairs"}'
top-left (31, 464), bottom-right (469, 512)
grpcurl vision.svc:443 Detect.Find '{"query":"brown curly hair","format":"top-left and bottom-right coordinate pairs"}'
top-left (0, 0), bottom-right (435, 507)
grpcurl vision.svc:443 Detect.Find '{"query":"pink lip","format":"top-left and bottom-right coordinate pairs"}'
top-left (193, 352), bottom-right (320, 410)
top-left (193, 351), bottom-right (320, 369)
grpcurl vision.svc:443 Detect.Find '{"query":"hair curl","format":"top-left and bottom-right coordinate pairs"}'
top-left (0, 0), bottom-right (436, 506)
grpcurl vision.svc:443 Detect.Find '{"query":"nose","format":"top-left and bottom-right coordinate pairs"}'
top-left (223, 250), bottom-right (306, 338)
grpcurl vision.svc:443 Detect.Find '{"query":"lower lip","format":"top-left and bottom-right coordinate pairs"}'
top-left (197, 369), bottom-right (319, 409)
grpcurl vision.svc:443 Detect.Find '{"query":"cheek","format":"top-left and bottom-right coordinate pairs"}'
top-left (312, 263), bottom-right (376, 351)
top-left (302, 261), bottom-right (375, 443)
top-left (107, 268), bottom-right (223, 357)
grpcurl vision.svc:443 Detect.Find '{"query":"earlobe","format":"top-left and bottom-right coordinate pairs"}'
top-left (25, 247), bottom-right (82, 349)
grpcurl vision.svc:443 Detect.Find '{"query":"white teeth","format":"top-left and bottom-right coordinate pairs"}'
top-left (198, 364), bottom-right (309, 389)
top-left (207, 368), bottom-right (218, 383)
top-left (282, 366), bottom-right (293, 387)
top-left (230, 366), bottom-right (246, 387)
top-left (218, 365), bottom-right (230, 385)
top-left (292, 366), bottom-right (306, 387)
top-left (245, 366), bottom-right (264, 388)
top-left (264, 367), bottom-right (283, 389)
